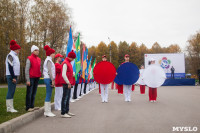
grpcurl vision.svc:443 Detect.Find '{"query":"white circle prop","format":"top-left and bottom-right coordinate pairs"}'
top-left (143, 65), bottom-right (166, 88)
top-left (137, 69), bottom-right (145, 85)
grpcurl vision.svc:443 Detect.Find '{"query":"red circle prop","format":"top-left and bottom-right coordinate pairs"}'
top-left (93, 61), bottom-right (116, 84)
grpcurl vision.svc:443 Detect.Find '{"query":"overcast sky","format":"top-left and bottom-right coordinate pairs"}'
top-left (66, 0), bottom-right (200, 49)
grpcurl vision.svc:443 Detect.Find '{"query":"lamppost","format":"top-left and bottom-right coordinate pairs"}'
top-left (108, 37), bottom-right (111, 62)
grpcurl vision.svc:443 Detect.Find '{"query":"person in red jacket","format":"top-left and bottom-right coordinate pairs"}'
top-left (54, 53), bottom-right (63, 110)
top-left (25, 45), bottom-right (41, 111)
top-left (60, 50), bottom-right (76, 118)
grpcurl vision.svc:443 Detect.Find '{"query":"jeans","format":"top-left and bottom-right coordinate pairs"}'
top-left (6, 75), bottom-right (17, 99)
top-left (61, 84), bottom-right (71, 115)
top-left (44, 78), bottom-right (53, 102)
top-left (26, 78), bottom-right (39, 110)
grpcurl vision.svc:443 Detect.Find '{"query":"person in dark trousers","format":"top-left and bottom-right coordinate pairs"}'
top-left (60, 50), bottom-right (76, 118)
top-left (25, 45), bottom-right (41, 112)
top-left (171, 66), bottom-right (175, 79)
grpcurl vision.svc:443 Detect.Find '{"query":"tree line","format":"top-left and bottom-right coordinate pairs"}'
top-left (88, 41), bottom-right (181, 69)
top-left (0, 0), bottom-right (199, 83)
top-left (0, 0), bottom-right (72, 83)
top-left (87, 33), bottom-right (200, 79)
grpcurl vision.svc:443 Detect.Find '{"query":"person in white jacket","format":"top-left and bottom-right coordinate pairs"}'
top-left (5, 40), bottom-right (21, 113)
top-left (43, 45), bottom-right (56, 117)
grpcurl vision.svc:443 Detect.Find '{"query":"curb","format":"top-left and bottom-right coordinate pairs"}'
top-left (0, 103), bottom-right (54, 133)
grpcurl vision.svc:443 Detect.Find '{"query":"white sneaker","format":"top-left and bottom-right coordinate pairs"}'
top-left (33, 107), bottom-right (40, 110)
top-left (68, 112), bottom-right (75, 116)
top-left (76, 98), bottom-right (80, 101)
top-left (153, 100), bottom-right (156, 102)
top-left (70, 99), bottom-right (75, 103)
top-left (150, 100), bottom-right (153, 103)
top-left (28, 108), bottom-right (34, 112)
top-left (61, 114), bottom-right (71, 118)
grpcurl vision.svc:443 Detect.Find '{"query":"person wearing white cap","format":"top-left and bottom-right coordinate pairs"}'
top-left (25, 45), bottom-right (41, 111)
top-left (148, 58), bottom-right (157, 102)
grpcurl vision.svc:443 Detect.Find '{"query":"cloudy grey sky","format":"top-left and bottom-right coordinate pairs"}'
top-left (66, 0), bottom-right (200, 49)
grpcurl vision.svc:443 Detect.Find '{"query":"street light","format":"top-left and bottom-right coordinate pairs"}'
top-left (108, 37), bottom-right (111, 62)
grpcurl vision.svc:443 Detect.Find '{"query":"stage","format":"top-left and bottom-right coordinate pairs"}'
top-left (162, 78), bottom-right (195, 86)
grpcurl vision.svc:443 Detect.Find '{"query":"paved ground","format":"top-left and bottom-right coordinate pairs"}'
top-left (14, 86), bottom-right (200, 133)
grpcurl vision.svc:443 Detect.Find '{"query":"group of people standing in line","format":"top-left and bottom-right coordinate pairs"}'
top-left (99, 55), bottom-right (158, 103)
top-left (5, 39), bottom-right (159, 119)
top-left (5, 40), bottom-right (96, 118)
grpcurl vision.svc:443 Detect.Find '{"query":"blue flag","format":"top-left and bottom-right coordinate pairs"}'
top-left (66, 26), bottom-right (73, 56)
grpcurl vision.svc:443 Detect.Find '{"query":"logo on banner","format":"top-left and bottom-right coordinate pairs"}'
top-left (159, 57), bottom-right (171, 69)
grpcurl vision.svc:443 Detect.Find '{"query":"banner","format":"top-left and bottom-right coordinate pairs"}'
top-left (144, 53), bottom-right (185, 78)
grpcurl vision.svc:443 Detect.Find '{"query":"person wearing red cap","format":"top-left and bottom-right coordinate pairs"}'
top-left (25, 45), bottom-right (41, 112)
top-left (116, 55), bottom-right (129, 95)
top-left (100, 55), bottom-right (109, 103)
top-left (123, 54), bottom-right (133, 102)
top-left (54, 53), bottom-right (64, 111)
top-left (5, 40), bottom-right (21, 113)
top-left (43, 45), bottom-right (56, 117)
top-left (116, 54), bottom-right (133, 102)
top-left (60, 50), bottom-right (76, 118)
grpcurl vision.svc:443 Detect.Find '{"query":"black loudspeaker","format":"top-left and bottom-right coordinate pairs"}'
top-left (198, 69), bottom-right (200, 84)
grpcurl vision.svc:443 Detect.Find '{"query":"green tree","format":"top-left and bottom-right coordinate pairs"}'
top-left (96, 41), bottom-right (108, 63)
top-left (129, 42), bottom-right (140, 67)
top-left (88, 46), bottom-right (96, 63)
top-left (138, 43), bottom-right (148, 66)
top-left (150, 42), bottom-right (162, 53)
top-left (118, 41), bottom-right (129, 65)
top-left (167, 44), bottom-right (181, 53)
top-left (110, 41), bottom-right (119, 68)
top-left (186, 32), bottom-right (200, 75)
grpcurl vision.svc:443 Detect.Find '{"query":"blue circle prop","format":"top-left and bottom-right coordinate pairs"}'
top-left (114, 62), bottom-right (140, 85)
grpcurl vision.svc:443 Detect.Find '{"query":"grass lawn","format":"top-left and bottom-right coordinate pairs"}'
top-left (0, 87), bottom-right (55, 124)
